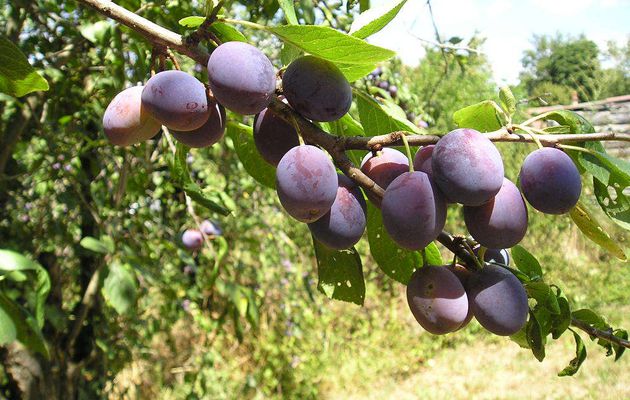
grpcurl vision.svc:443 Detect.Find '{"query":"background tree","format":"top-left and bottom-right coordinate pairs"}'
top-left (520, 34), bottom-right (601, 103)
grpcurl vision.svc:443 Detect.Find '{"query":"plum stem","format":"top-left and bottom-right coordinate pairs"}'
top-left (400, 134), bottom-right (414, 173)
top-left (513, 124), bottom-right (543, 149)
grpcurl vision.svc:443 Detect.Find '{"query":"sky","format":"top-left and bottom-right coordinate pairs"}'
top-left (368, 0), bottom-right (630, 84)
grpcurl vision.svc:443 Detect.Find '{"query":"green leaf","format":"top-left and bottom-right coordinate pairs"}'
top-left (179, 16), bottom-right (206, 28)
top-left (0, 293), bottom-right (49, 358)
top-left (510, 326), bottom-right (530, 349)
top-left (612, 329), bottom-right (627, 361)
top-left (336, 62), bottom-right (383, 82)
top-left (551, 294), bottom-right (571, 339)
top-left (572, 308), bottom-right (609, 331)
top-left (280, 42), bottom-right (303, 65)
top-left (0, 36), bottom-right (49, 97)
top-left (209, 22), bottom-right (247, 43)
top-left (558, 329), bottom-right (587, 377)
top-left (525, 281), bottom-right (550, 304)
top-left (79, 236), bottom-right (111, 254)
top-left (79, 21), bottom-right (112, 43)
top-left (579, 143), bottom-right (630, 231)
top-left (265, 24), bottom-right (395, 81)
top-left (278, 0), bottom-right (299, 25)
top-left (170, 142), bottom-right (231, 215)
top-left (511, 245), bottom-right (543, 279)
top-left (0, 250), bottom-right (50, 329)
top-left (313, 237), bottom-right (365, 305)
top-left (223, 283), bottom-right (248, 317)
top-left (569, 201), bottom-right (627, 260)
top-left (541, 110), bottom-right (594, 135)
top-left (526, 312), bottom-right (546, 362)
top-left (268, 25), bottom-right (395, 64)
top-left (102, 263), bottom-right (137, 315)
top-left (356, 91), bottom-right (420, 135)
top-left (350, 0), bottom-right (408, 39)
top-left (366, 203), bottom-right (421, 285)
top-left (498, 86), bottom-right (516, 117)
top-left (423, 242), bottom-right (444, 266)
top-left (0, 303), bottom-right (17, 344)
top-left (453, 100), bottom-right (503, 133)
top-left (226, 122), bottom-right (276, 189)
top-left (360, 0), bottom-right (370, 12)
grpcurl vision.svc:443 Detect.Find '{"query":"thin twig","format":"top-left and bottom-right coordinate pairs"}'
top-left (571, 318), bottom-right (630, 350)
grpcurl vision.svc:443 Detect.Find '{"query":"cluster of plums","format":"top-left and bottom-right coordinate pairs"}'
top-left (102, 41), bottom-right (352, 149)
top-left (102, 39), bottom-right (583, 337)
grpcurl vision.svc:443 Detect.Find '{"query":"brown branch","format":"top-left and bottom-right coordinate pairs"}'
top-left (77, 0), bottom-right (209, 65)
top-left (570, 318), bottom-right (630, 350)
top-left (342, 129), bottom-right (630, 150)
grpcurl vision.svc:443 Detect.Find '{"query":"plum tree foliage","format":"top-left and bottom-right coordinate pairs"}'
top-left (1, 0), bottom-right (629, 397)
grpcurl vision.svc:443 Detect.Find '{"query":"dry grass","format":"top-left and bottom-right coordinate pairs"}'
top-left (323, 306), bottom-right (630, 400)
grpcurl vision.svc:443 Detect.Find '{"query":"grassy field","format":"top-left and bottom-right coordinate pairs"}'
top-left (317, 210), bottom-right (630, 400)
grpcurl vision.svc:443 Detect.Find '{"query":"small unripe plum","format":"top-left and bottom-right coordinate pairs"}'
top-left (432, 128), bottom-right (504, 206)
top-left (207, 42), bottom-right (276, 115)
top-left (464, 178), bottom-right (528, 249)
top-left (406, 266), bottom-right (470, 334)
top-left (381, 171), bottom-right (446, 250)
top-left (474, 246), bottom-right (510, 266)
top-left (308, 174), bottom-right (367, 250)
top-left (142, 70), bottom-right (209, 131)
top-left (103, 86), bottom-right (161, 146)
top-left (519, 147), bottom-right (582, 214)
top-left (389, 85), bottom-right (398, 97)
top-left (253, 107), bottom-right (300, 166)
top-left (200, 220), bottom-right (222, 236)
top-left (360, 148), bottom-right (409, 207)
top-left (282, 56), bottom-right (352, 122)
top-left (466, 265), bottom-right (528, 336)
top-left (377, 80), bottom-right (389, 90)
top-left (276, 145), bottom-right (338, 223)
top-left (181, 229), bottom-right (203, 250)
top-left (172, 103), bottom-right (226, 148)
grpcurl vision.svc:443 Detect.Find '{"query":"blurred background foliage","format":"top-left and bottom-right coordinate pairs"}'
top-left (0, 0), bottom-right (628, 399)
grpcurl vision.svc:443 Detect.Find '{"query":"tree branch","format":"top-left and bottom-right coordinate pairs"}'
top-left (570, 318), bottom-right (630, 350)
top-left (77, 0), bottom-right (209, 64)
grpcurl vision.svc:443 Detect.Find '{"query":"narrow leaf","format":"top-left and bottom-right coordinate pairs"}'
top-left (569, 201), bottom-right (626, 260)
top-left (526, 312), bottom-right (546, 362)
top-left (278, 0), bottom-right (299, 25)
top-left (79, 237), bottom-right (111, 254)
top-left (558, 329), bottom-right (587, 376)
